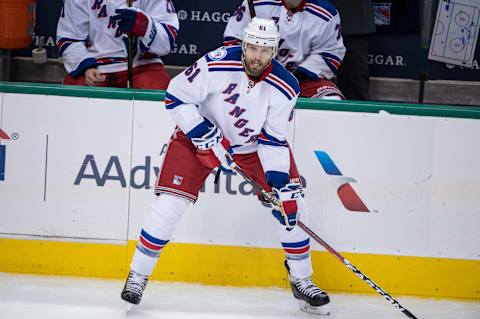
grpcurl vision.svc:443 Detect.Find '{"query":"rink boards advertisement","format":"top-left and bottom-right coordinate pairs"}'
top-left (0, 84), bottom-right (479, 299)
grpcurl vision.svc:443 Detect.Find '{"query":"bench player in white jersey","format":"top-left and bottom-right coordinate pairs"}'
top-left (224, 0), bottom-right (346, 99)
top-left (121, 18), bottom-right (330, 315)
top-left (57, 0), bottom-right (178, 89)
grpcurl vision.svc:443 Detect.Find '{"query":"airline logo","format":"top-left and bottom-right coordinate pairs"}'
top-left (0, 129), bottom-right (11, 181)
top-left (315, 150), bottom-right (369, 212)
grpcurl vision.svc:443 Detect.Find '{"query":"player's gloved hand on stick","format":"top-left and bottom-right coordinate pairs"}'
top-left (191, 124), bottom-right (233, 171)
top-left (113, 7), bottom-right (151, 37)
top-left (271, 182), bottom-right (301, 231)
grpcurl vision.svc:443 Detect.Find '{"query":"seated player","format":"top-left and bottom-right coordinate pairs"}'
top-left (224, 0), bottom-right (346, 100)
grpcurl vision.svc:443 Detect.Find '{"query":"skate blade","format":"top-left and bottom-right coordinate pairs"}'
top-left (298, 300), bottom-right (330, 316)
top-left (125, 302), bottom-right (134, 315)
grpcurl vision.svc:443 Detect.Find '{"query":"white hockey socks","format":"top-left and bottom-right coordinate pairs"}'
top-left (130, 194), bottom-right (190, 276)
top-left (278, 196), bottom-right (313, 279)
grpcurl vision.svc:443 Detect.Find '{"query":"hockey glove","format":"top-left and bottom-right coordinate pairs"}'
top-left (191, 125), bottom-right (232, 171)
top-left (113, 7), bottom-right (150, 37)
top-left (271, 182), bottom-right (301, 231)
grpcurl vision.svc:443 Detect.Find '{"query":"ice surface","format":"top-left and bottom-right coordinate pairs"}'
top-left (0, 273), bottom-right (478, 319)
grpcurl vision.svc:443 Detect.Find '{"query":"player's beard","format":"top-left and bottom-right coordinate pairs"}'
top-left (283, 0), bottom-right (302, 9)
top-left (244, 56), bottom-right (268, 78)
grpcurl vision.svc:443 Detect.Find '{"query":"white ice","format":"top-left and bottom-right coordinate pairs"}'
top-left (0, 272), bottom-right (479, 319)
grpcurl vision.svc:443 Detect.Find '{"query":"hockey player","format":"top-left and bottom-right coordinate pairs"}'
top-left (224, 0), bottom-right (346, 99)
top-left (121, 18), bottom-right (330, 315)
top-left (57, 0), bottom-right (179, 89)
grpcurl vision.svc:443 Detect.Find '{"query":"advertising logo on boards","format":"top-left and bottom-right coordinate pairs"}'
top-left (0, 129), bottom-right (19, 182)
top-left (314, 150), bottom-right (369, 213)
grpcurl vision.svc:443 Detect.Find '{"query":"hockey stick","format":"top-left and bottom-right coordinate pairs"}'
top-left (227, 160), bottom-right (419, 319)
top-left (247, 0), bottom-right (256, 18)
top-left (127, 0), bottom-right (134, 88)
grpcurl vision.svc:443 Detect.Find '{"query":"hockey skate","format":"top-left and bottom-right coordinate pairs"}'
top-left (121, 270), bottom-right (149, 313)
top-left (286, 261), bottom-right (330, 315)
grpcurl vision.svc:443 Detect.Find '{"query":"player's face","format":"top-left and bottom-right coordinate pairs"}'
top-left (283, 0), bottom-right (302, 9)
top-left (243, 43), bottom-right (275, 77)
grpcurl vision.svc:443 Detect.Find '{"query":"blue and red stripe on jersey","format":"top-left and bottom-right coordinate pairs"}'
top-left (164, 92), bottom-right (184, 109)
top-left (161, 23), bottom-right (178, 49)
top-left (253, 0), bottom-right (282, 7)
top-left (320, 52), bottom-right (342, 74)
top-left (56, 37), bottom-right (87, 56)
top-left (205, 46), bottom-right (298, 100)
top-left (303, 1), bottom-right (336, 22)
top-left (136, 229), bottom-right (169, 258)
top-left (267, 60), bottom-right (300, 100)
top-left (207, 60), bottom-right (244, 72)
top-left (265, 73), bottom-right (297, 100)
top-left (95, 57), bottom-right (128, 65)
top-left (223, 36), bottom-right (242, 47)
top-left (258, 128), bottom-right (288, 147)
top-left (307, 0), bottom-right (338, 16)
top-left (206, 46), bottom-right (244, 72)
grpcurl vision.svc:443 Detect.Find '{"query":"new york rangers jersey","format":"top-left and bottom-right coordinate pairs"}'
top-left (224, 0), bottom-right (345, 80)
top-left (57, 0), bottom-right (179, 77)
top-left (165, 45), bottom-right (299, 175)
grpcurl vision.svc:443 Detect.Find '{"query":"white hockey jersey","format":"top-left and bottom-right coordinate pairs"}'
top-left (224, 0), bottom-right (345, 80)
top-left (57, 0), bottom-right (179, 77)
top-left (165, 45), bottom-right (300, 176)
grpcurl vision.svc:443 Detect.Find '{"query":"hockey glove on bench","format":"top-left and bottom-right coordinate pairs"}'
top-left (113, 7), bottom-right (151, 37)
